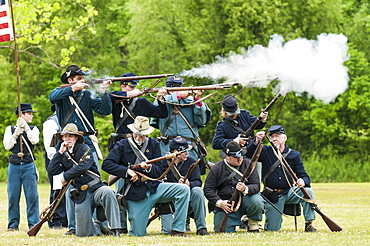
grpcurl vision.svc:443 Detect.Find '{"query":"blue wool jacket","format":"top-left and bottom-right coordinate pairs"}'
top-left (49, 86), bottom-right (112, 146)
top-left (102, 137), bottom-right (163, 201)
top-left (109, 91), bottom-right (168, 134)
top-left (246, 143), bottom-right (311, 191)
top-left (212, 109), bottom-right (266, 150)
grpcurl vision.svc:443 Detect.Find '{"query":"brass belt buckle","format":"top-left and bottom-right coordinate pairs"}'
top-left (80, 185), bottom-right (88, 191)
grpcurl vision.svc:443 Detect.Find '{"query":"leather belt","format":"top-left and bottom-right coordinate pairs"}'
top-left (166, 136), bottom-right (196, 143)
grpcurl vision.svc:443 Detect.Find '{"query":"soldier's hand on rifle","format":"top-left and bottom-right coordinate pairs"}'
top-left (71, 80), bottom-right (89, 92)
top-left (99, 79), bottom-right (112, 93)
top-left (236, 181), bottom-right (247, 193)
top-left (260, 111), bottom-right (268, 123)
top-left (194, 90), bottom-right (204, 98)
top-left (61, 177), bottom-right (68, 186)
top-left (219, 200), bottom-right (233, 214)
top-left (139, 161), bottom-right (152, 170)
top-left (127, 169), bottom-right (139, 182)
top-left (127, 88), bottom-right (142, 98)
top-left (179, 177), bottom-right (190, 186)
top-left (178, 91), bottom-right (191, 99)
top-left (296, 178), bottom-right (305, 188)
top-left (234, 134), bottom-right (247, 146)
top-left (254, 131), bottom-right (265, 144)
top-left (156, 88), bottom-right (167, 100)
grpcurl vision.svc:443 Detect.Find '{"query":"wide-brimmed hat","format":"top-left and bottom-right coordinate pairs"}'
top-left (120, 72), bottom-right (140, 86)
top-left (127, 116), bottom-right (154, 136)
top-left (61, 65), bottom-right (90, 83)
top-left (55, 123), bottom-right (84, 143)
top-left (224, 141), bottom-right (247, 158)
top-left (166, 76), bottom-right (184, 87)
top-left (14, 103), bottom-right (37, 115)
top-left (170, 136), bottom-right (191, 151)
top-left (222, 95), bottom-right (240, 116)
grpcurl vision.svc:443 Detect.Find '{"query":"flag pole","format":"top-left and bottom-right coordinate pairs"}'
top-left (8, 0), bottom-right (23, 157)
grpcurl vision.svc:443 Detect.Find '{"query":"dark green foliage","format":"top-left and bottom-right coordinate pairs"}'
top-left (0, 0), bottom-right (369, 182)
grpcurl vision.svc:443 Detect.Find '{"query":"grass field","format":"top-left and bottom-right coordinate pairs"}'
top-left (0, 182), bottom-right (369, 245)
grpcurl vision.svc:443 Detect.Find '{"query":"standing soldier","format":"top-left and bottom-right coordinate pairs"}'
top-left (49, 64), bottom-right (112, 235)
top-left (108, 72), bottom-right (168, 234)
top-left (3, 103), bottom-right (40, 231)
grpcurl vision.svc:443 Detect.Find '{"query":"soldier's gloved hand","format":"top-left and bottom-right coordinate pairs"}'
top-left (17, 117), bottom-right (27, 128)
top-left (13, 126), bottom-right (24, 138)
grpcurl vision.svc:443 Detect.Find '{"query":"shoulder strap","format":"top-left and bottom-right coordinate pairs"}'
top-left (263, 149), bottom-right (292, 184)
top-left (61, 92), bottom-right (84, 128)
top-left (223, 118), bottom-right (246, 135)
top-left (115, 98), bottom-right (138, 133)
top-left (128, 137), bottom-right (149, 164)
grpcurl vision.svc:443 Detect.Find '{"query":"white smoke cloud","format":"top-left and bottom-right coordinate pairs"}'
top-left (181, 33), bottom-right (350, 104)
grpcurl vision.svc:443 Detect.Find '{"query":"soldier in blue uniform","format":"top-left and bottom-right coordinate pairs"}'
top-left (248, 125), bottom-right (317, 232)
top-left (47, 123), bottom-right (121, 237)
top-left (102, 116), bottom-right (190, 237)
top-left (161, 136), bottom-right (210, 235)
top-left (108, 72), bottom-right (168, 234)
top-left (151, 76), bottom-right (211, 161)
top-left (49, 64), bottom-right (112, 235)
top-left (212, 94), bottom-right (268, 151)
top-left (204, 141), bottom-right (264, 233)
top-left (3, 103), bottom-right (40, 231)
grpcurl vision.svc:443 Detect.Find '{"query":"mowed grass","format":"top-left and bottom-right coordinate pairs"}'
top-left (0, 182), bottom-right (369, 245)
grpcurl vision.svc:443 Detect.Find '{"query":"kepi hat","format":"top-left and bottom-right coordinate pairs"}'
top-left (166, 76), bottom-right (184, 87)
top-left (170, 136), bottom-right (191, 151)
top-left (120, 72), bottom-right (140, 86)
top-left (268, 125), bottom-right (286, 135)
top-left (224, 141), bottom-right (247, 158)
top-left (14, 103), bottom-right (37, 115)
top-left (61, 65), bottom-right (90, 83)
top-left (55, 123), bottom-right (84, 143)
top-left (127, 116), bottom-right (154, 136)
top-left (222, 95), bottom-right (240, 116)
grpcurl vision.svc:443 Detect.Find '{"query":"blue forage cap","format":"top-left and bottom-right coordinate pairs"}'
top-left (268, 125), bottom-right (286, 135)
top-left (120, 72), bottom-right (140, 86)
top-left (224, 141), bottom-right (247, 158)
top-left (61, 65), bottom-right (90, 83)
top-left (170, 136), bottom-right (190, 151)
top-left (166, 76), bottom-right (184, 87)
top-left (222, 95), bottom-right (240, 115)
top-left (15, 103), bottom-right (37, 115)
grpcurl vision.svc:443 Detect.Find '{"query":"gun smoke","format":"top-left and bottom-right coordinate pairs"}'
top-left (181, 33), bottom-right (350, 104)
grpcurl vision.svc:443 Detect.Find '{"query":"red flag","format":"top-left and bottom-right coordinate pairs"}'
top-left (0, 0), bottom-right (13, 43)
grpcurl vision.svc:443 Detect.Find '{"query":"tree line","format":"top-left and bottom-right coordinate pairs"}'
top-left (0, 0), bottom-right (369, 182)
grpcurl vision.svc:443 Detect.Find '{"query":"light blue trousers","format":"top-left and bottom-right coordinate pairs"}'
top-left (264, 186), bottom-right (316, 231)
top-left (75, 185), bottom-right (121, 237)
top-left (161, 186), bottom-right (207, 233)
top-left (213, 193), bottom-right (264, 233)
top-left (127, 182), bottom-right (190, 236)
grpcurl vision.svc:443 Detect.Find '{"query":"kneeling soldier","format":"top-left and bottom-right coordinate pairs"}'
top-left (47, 123), bottom-right (120, 237)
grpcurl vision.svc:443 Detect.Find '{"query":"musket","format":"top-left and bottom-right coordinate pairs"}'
top-left (240, 92), bottom-right (282, 138)
top-left (60, 74), bottom-right (175, 89)
top-left (27, 149), bottom-right (91, 236)
top-left (270, 145), bottom-right (342, 232)
top-left (182, 157), bottom-right (202, 182)
top-left (142, 85), bottom-right (232, 94)
top-left (107, 151), bottom-right (185, 186)
top-left (217, 142), bottom-right (263, 233)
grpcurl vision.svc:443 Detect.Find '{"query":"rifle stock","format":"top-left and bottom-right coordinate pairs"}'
top-left (27, 179), bottom-right (73, 236)
top-left (273, 147), bottom-right (342, 232)
top-left (60, 73), bottom-right (174, 89)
